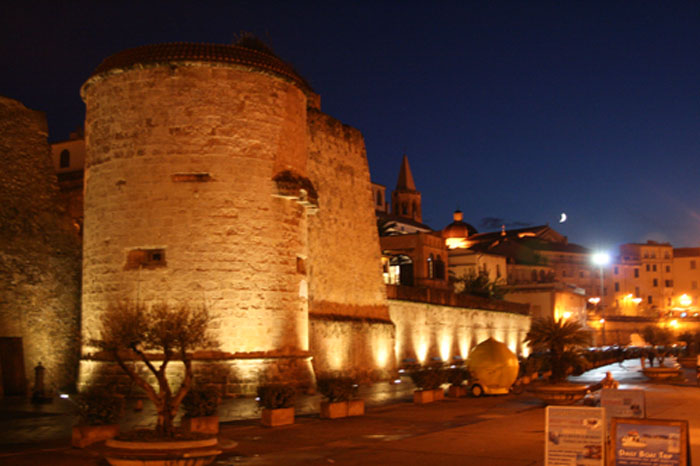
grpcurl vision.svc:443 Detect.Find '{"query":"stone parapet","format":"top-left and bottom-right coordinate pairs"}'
top-left (386, 284), bottom-right (530, 315)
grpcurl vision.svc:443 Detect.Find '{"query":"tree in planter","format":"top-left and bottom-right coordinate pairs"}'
top-left (641, 325), bottom-right (672, 366)
top-left (524, 317), bottom-right (591, 383)
top-left (92, 301), bottom-right (213, 437)
top-left (678, 332), bottom-right (697, 357)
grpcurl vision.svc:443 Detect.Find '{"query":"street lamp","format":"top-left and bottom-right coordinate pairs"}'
top-left (592, 252), bottom-right (610, 308)
top-left (592, 252), bottom-right (610, 346)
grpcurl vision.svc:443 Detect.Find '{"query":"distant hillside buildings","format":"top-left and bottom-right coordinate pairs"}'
top-left (373, 156), bottom-right (700, 330)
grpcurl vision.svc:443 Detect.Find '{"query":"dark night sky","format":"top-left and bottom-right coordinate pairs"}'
top-left (3, 1), bottom-right (700, 251)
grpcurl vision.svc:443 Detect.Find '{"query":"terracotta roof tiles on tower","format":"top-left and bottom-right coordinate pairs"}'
top-left (86, 41), bottom-right (314, 95)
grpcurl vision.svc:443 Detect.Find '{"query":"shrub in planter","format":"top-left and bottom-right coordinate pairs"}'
top-left (317, 377), bottom-right (357, 402)
top-left (446, 367), bottom-right (470, 397)
top-left (72, 387), bottom-right (123, 447)
top-left (257, 384), bottom-right (295, 427)
top-left (76, 387), bottom-right (123, 426)
top-left (317, 377), bottom-right (359, 419)
top-left (446, 367), bottom-right (470, 386)
top-left (183, 385), bottom-right (220, 417)
top-left (410, 368), bottom-right (444, 403)
top-left (409, 368), bottom-right (442, 391)
top-left (181, 385), bottom-right (220, 434)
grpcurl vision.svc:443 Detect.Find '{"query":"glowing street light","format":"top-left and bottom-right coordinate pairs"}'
top-left (591, 251), bottom-right (610, 311)
top-left (679, 294), bottom-right (692, 307)
top-left (592, 252), bottom-right (611, 267)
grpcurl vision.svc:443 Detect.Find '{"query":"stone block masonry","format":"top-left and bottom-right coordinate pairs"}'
top-left (306, 109), bottom-right (395, 379)
top-left (80, 58), bottom-right (316, 392)
top-left (0, 96), bottom-right (81, 395)
top-left (389, 299), bottom-right (530, 366)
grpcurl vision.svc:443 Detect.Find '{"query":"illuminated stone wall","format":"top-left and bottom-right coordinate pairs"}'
top-left (80, 62), bottom-right (315, 391)
top-left (389, 300), bottom-right (531, 365)
top-left (306, 109), bottom-right (388, 317)
top-left (0, 96), bottom-right (81, 394)
top-left (306, 109), bottom-right (394, 379)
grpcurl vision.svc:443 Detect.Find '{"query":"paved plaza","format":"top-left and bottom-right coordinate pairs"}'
top-left (1, 360), bottom-right (699, 465)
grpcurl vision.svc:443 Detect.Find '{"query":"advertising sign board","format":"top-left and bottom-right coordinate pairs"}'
top-left (609, 418), bottom-right (688, 466)
top-left (545, 406), bottom-right (605, 466)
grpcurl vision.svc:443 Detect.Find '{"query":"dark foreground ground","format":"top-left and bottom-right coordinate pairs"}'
top-left (1, 360), bottom-right (699, 465)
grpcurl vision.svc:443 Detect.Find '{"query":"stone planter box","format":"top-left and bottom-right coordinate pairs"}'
top-left (261, 407), bottom-right (294, 427)
top-left (104, 437), bottom-right (222, 466)
top-left (72, 424), bottom-right (119, 448)
top-left (181, 415), bottom-right (219, 435)
top-left (321, 401), bottom-right (349, 419)
top-left (413, 389), bottom-right (434, 404)
top-left (433, 388), bottom-right (445, 401)
top-left (348, 399), bottom-right (365, 416)
top-left (447, 385), bottom-right (467, 398)
top-left (529, 384), bottom-right (588, 405)
top-left (642, 367), bottom-right (682, 381)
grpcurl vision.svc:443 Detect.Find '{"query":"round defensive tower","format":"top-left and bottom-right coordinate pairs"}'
top-left (79, 40), bottom-right (320, 394)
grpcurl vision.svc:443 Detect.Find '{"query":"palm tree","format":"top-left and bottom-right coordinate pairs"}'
top-left (524, 317), bottom-right (591, 383)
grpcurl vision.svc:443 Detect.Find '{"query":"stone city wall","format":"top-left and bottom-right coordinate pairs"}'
top-left (306, 109), bottom-right (394, 378)
top-left (389, 299), bottom-right (531, 366)
top-left (0, 96), bottom-right (81, 395)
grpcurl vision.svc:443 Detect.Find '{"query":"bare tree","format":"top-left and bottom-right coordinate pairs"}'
top-left (92, 301), bottom-right (213, 437)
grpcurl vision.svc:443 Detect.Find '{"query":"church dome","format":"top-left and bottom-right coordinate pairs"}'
top-left (442, 210), bottom-right (478, 239)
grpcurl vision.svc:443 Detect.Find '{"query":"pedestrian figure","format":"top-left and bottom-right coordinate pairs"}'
top-left (601, 371), bottom-right (618, 389)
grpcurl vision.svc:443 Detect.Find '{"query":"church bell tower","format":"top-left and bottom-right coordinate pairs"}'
top-left (391, 155), bottom-right (422, 223)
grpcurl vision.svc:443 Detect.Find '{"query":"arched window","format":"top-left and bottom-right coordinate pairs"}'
top-left (427, 254), bottom-right (435, 279)
top-left (389, 255), bottom-right (414, 286)
top-left (435, 255), bottom-right (445, 279)
top-left (401, 202), bottom-right (408, 215)
top-left (59, 149), bottom-right (70, 168)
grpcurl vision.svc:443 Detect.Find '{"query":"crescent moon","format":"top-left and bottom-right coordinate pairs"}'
top-left (559, 212), bottom-right (567, 223)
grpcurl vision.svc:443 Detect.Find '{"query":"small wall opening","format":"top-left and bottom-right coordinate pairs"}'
top-left (125, 248), bottom-right (166, 270)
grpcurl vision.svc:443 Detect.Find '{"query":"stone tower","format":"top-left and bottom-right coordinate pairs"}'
top-left (391, 155), bottom-right (422, 223)
top-left (79, 40), bottom-right (393, 393)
